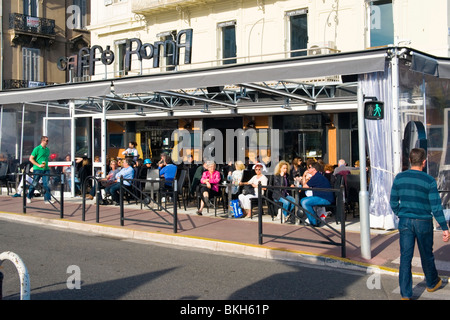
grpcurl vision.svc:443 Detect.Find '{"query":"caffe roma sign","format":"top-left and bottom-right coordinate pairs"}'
top-left (58, 29), bottom-right (193, 77)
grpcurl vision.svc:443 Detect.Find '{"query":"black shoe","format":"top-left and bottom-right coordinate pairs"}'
top-left (196, 210), bottom-right (203, 216)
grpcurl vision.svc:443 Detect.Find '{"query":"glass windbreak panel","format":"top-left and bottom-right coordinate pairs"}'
top-left (22, 105), bottom-right (45, 162)
top-left (369, 0), bottom-right (394, 47)
top-left (0, 106), bottom-right (21, 161)
top-left (424, 74), bottom-right (450, 182)
top-left (290, 13), bottom-right (308, 57)
top-left (46, 119), bottom-right (71, 162)
top-left (75, 117), bottom-right (91, 158)
top-left (93, 118), bottom-right (102, 165)
top-left (222, 25), bottom-right (236, 64)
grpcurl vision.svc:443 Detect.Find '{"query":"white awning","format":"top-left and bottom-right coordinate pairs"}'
top-left (113, 49), bottom-right (388, 94)
top-left (0, 81), bottom-right (112, 105)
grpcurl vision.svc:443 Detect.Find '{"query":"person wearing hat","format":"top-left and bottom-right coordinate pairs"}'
top-left (238, 163), bottom-right (268, 218)
top-left (139, 158), bottom-right (153, 180)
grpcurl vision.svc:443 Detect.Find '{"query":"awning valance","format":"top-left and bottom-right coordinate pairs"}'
top-left (113, 50), bottom-right (388, 94)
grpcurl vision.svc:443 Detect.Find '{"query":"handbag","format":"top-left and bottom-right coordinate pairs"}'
top-left (242, 185), bottom-right (255, 195)
top-left (230, 199), bottom-right (243, 218)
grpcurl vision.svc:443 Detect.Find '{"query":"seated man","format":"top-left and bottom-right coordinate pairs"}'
top-left (300, 162), bottom-right (334, 226)
top-left (105, 158), bottom-right (135, 205)
top-left (159, 155), bottom-right (177, 190)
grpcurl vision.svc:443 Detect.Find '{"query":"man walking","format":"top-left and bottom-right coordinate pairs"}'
top-left (390, 148), bottom-right (449, 300)
top-left (27, 136), bottom-right (53, 204)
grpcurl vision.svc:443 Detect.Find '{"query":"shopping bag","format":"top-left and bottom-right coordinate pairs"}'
top-left (230, 199), bottom-right (243, 218)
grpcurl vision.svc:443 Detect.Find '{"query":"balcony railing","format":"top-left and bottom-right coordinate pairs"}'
top-left (9, 13), bottom-right (55, 37)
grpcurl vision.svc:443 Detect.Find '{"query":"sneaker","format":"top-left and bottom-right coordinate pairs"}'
top-left (26, 198), bottom-right (32, 204)
top-left (44, 200), bottom-right (55, 204)
top-left (12, 193), bottom-right (21, 197)
top-left (427, 277), bottom-right (442, 293)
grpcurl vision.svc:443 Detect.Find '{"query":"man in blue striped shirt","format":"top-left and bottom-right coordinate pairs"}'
top-left (105, 158), bottom-right (135, 205)
top-left (390, 148), bottom-right (449, 300)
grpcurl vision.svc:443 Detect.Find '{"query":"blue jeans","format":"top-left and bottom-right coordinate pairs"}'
top-left (27, 170), bottom-right (51, 201)
top-left (276, 195), bottom-right (296, 217)
top-left (300, 196), bottom-right (331, 225)
top-left (398, 217), bottom-right (440, 298)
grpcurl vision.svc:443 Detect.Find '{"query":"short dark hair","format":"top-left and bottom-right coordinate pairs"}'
top-left (311, 162), bottom-right (322, 172)
top-left (409, 148), bottom-right (426, 167)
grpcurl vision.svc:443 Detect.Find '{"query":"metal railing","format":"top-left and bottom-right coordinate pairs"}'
top-left (22, 172), bottom-right (64, 218)
top-left (119, 178), bottom-right (179, 233)
top-left (9, 13), bottom-right (55, 36)
top-left (256, 183), bottom-right (347, 258)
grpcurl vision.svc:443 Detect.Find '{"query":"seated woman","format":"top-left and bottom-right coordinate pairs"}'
top-left (197, 161), bottom-right (221, 215)
top-left (227, 160), bottom-right (245, 199)
top-left (273, 160), bottom-right (296, 222)
top-left (86, 159), bottom-right (120, 201)
top-left (238, 163), bottom-right (268, 218)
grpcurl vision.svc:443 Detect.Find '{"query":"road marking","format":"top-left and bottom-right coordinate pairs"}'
top-left (392, 256), bottom-right (450, 272)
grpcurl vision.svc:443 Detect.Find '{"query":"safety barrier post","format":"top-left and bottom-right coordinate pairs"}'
top-left (82, 177), bottom-right (100, 223)
top-left (120, 179), bottom-right (124, 226)
top-left (258, 182), bottom-right (263, 245)
top-left (60, 173), bottom-right (64, 219)
top-left (0, 251), bottom-right (30, 300)
top-left (173, 179), bottom-right (178, 234)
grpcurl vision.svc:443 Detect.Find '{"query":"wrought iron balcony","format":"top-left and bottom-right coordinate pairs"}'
top-left (9, 13), bottom-right (55, 46)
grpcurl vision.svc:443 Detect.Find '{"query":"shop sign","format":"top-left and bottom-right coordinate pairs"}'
top-left (57, 29), bottom-right (193, 78)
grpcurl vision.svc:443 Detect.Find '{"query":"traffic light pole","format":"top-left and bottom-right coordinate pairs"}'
top-left (358, 83), bottom-right (371, 260)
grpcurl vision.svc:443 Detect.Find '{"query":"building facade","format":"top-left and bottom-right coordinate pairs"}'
top-left (0, 0), bottom-right (449, 231)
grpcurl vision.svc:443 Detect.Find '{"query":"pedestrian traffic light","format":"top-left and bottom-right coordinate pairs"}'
top-left (364, 101), bottom-right (384, 120)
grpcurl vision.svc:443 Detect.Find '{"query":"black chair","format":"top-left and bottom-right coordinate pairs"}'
top-left (143, 169), bottom-right (160, 204)
top-left (346, 174), bottom-right (360, 217)
top-left (174, 169), bottom-right (187, 210)
top-left (249, 175), bottom-right (273, 219)
top-left (0, 162), bottom-right (9, 195)
top-left (196, 183), bottom-right (226, 216)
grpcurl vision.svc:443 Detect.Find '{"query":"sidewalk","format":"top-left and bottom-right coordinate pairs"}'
top-left (0, 195), bottom-right (449, 279)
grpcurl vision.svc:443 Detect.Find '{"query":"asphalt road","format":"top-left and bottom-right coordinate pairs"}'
top-left (0, 219), bottom-right (447, 306)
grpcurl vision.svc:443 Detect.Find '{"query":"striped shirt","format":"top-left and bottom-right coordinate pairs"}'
top-left (390, 169), bottom-right (448, 230)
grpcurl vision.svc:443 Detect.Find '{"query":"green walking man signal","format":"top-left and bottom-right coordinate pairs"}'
top-left (364, 101), bottom-right (384, 120)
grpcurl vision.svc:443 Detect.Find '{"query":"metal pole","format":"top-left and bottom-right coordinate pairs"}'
top-left (101, 99), bottom-right (107, 177)
top-left (60, 174), bottom-right (64, 219)
top-left (357, 82), bottom-right (371, 260)
top-left (70, 100), bottom-right (76, 198)
top-left (258, 182), bottom-right (263, 245)
top-left (391, 51), bottom-right (402, 175)
top-left (22, 172), bottom-right (26, 214)
top-left (173, 179), bottom-right (178, 233)
top-left (339, 186), bottom-right (346, 258)
top-left (120, 179), bottom-right (124, 226)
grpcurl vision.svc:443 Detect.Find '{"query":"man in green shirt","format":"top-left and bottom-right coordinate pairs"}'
top-left (26, 136), bottom-right (53, 204)
top-left (390, 148), bottom-right (449, 300)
